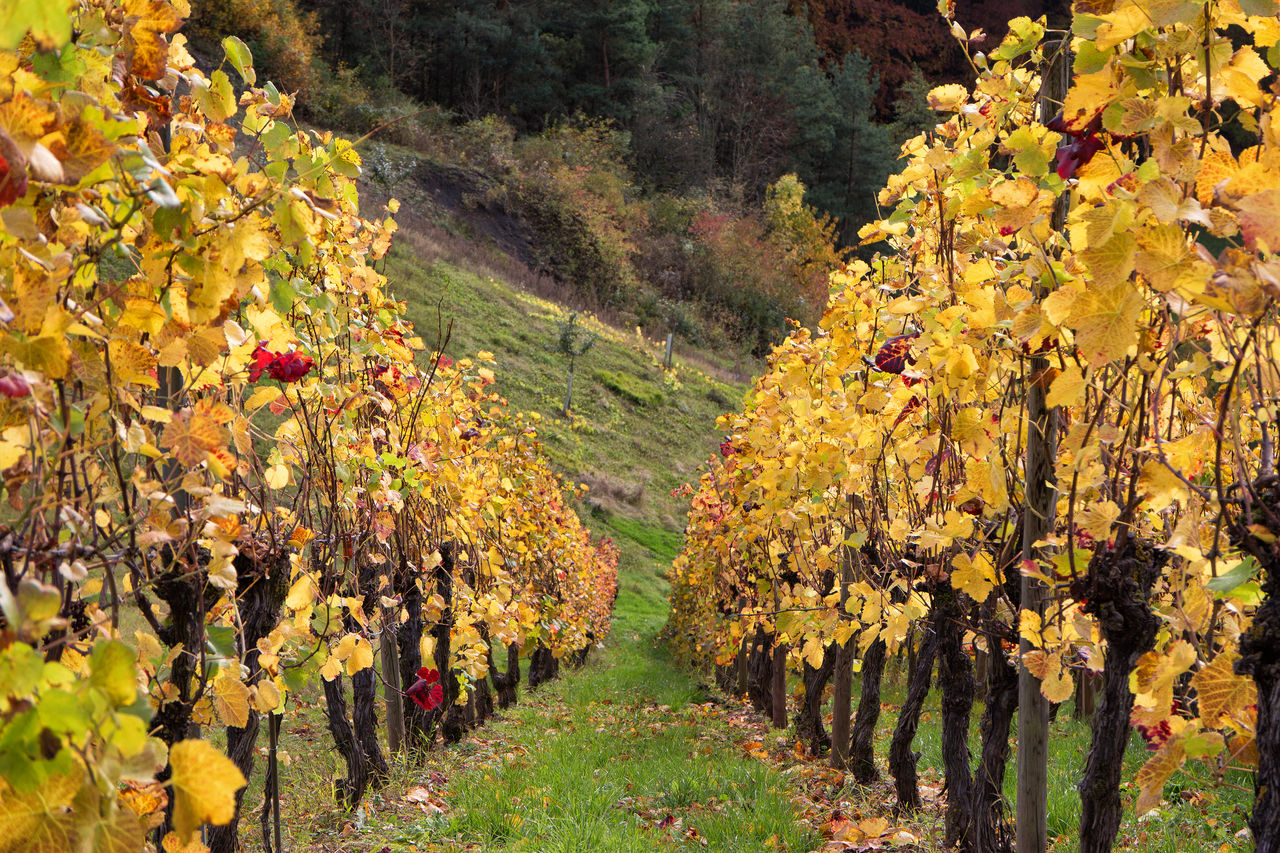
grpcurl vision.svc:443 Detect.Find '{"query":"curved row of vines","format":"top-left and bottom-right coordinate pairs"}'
top-left (670, 2), bottom-right (1280, 851)
top-left (0, 3), bottom-right (618, 852)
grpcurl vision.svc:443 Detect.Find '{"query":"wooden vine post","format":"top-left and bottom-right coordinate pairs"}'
top-left (1016, 38), bottom-right (1069, 853)
top-left (830, 548), bottom-right (854, 770)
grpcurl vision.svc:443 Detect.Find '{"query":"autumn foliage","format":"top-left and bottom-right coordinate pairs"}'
top-left (671, 2), bottom-right (1280, 849)
top-left (0, 3), bottom-right (616, 850)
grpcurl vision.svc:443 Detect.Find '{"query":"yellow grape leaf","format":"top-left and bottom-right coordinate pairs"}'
top-left (283, 574), bottom-right (315, 612)
top-left (1041, 665), bottom-right (1075, 704)
top-left (107, 339), bottom-right (159, 388)
top-left (1068, 284), bottom-right (1145, 368)
top-left (160, 410), bottom-right (227, 467)
top-left (1046, 364), bottom-right (1085, 409)
top-left (319, 655), bottom-right (342, 682)
top-left (1234, 189), bottom-right (1280, 252)
top-left (251, 680), bottom-right (280, 712)
top-left (244, 385), bottom-right (281, 410)
top-left (1138, 460), bottom-right (1189, 511)
top-left (90, 639), bottom-right (140, 706)
top-left (0, 768), bottom-right (80, 853)
top-left (50, 115), bottom-right (115, 184)
top-left (119, 781), bottom-right (168, 819)
top-left (1019, 610), bottom-right (1044, 648)
top-left (0, 0), bottom-right (75, 50)
top-left (1137, 177), bottom-right (1210, 227)
top-left (264, 464), bottom-right (289, 490)
top-left (1022, 649), bottom-right (1051, 679)
top-left (1061, 68), bottom-right (1118, 130)
top-left (801, 637), bottom-right (826, 669)
top-left (1191, 650), bottom-right (1257, 725)
top-left (120, 298), bottom-right (166, 337)
top-left (2, 331), bottom-right (70, 379)
top-left (168, 739), bottom-right (246, 842)
top-left (1196, 149), bottom-right (1238, 205)
top-left (951, 551), bottom-right (998, 603)
top-left (123, 0), bottom-right (185, 81)
top-left (211, 670), bottom-right (250, 728)
top-left (990, 176), bottom-right (1038, 209)
top-left (1079, 232), bottom-right (1136, 291)
top-left (927, 84), bottom-right (968, 112)
top-left (1076, 501), bottom-right (1121, 540)
top-left (332, 633), bottom-right (374, 676)
top-left (1135, 733), bottom-right (1186, 815)
top-left (162, 830), bottom-right (213, 852)
top-left (1135, 223), bottom-right (1199, 293)
top-left (1134, 640), bottom-right (1197, 697)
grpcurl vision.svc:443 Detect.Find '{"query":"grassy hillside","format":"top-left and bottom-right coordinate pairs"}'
top-left (384, 225), bottom-right (749, 549)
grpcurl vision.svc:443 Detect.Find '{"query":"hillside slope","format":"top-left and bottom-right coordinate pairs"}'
top-left (377, 205), bottom-right (748, 558)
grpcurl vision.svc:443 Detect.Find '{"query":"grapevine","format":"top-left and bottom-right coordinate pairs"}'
top-left (0, 3), bottom-right (617, 851)
top-left (669, 2), bottom-right (1280, 849)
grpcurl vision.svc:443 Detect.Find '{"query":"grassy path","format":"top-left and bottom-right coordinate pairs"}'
top-left (419, 578), bottom-right (821, 853)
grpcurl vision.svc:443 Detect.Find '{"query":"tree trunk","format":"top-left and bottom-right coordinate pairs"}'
top-left (474, 675), bottom-right (494, 724)
top-left (1233, 475), bottom-right (1280, 851)
top-left (937, 588), bottom-right (975, 851)
top-left (427, 543), bottom-right (467, 744)
top-left (851, 636), bottom-right (887, 784)
top-left (323, 676), bottom-right (370, 807)
top-left (353, 666), bottom-right (389, 784)
top-left (396, 549), bottom-right (429, 752)
top-left (971, 637), bottom-right (1019, 853)
top-left (831, 635), bottom-right (853, 770)
top-left (747, 626), bottom-right (772, 713)
top-left (795, 643), bottom-right (837, 755)
top-left (491, 642), bottom-right (521, 708)
top-left (208, 548), bottom-right (289, 853)
top-left (1242, 638), bottom-right (1280, 853)
top-left (352, 558), bottom-right (388, 784)
top-left (890, 628), bottom-right (937, 815)
top-left (1078, 541), bottom-right (1164, 853)
top-left (152, 553), bottom-right (209, 840)
top-left (529, 643), bottom-right (559, 688)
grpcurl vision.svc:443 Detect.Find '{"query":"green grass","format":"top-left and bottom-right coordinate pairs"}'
top-left (329, 520), bottom-right (821, 853)
top-left (594, 368), bottom-right (665, 407)
top-left (598, 513), bottom-right (684, 562)
top-left (386, 233), bottom-right (749, 530)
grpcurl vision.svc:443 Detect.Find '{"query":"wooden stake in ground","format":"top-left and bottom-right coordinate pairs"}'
top-left (1016, 38), bottom-right (1068, 853)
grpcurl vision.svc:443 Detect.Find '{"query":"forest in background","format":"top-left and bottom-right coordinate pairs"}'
top-left (182, 0), bottom-right (1069, 354)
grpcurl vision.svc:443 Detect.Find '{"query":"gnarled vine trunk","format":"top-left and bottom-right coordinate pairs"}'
top-left (889, 625), bottom-right (937, 815)
top-left (850, 636), bottom-right (887, 784)
top-left (1230, 475), bottom-right (1280, 852)
top-left (795, 642), bottom-right (837, 754)
top-left (208, 548), bottom-right (290, 853)
top-left (491, 641), bottom-right (521, 708)
top-left (323, 675), bottom-right (370, 806)
top-left (395, 542), bottom-right (430, 752)
top-left (747, 626), bottom-right (773, 713)
top-left (528, 643), bottom-right (560, 687)
top-left (936, 587), bottom-right (974, 850)
top-left (1077, 539), bottom-right (1165, 853)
